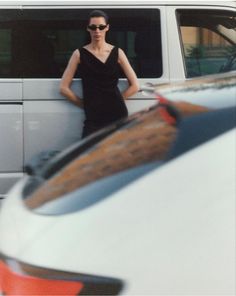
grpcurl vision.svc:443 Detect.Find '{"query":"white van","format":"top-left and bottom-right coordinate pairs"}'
top-left (0, 0), bottom-right (236, 197)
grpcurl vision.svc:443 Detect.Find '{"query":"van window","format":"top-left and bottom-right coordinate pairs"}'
top-left (0, 10), bottom-right (20, 78)
top-left (0, 8), bottom-right (162, 79)
top-left (0, 29), bottom-right (11, 77)
top-left (177, 9), bottom-right (236, 77)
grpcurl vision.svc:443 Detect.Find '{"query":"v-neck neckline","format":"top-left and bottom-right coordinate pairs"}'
top-left (82, 46), bottom-right (115, 65)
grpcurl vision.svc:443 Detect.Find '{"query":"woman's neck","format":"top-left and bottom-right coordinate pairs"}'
top-left (90, 40), bottom-right (107, 50)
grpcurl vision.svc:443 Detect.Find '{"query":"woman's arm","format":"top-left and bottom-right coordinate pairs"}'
top-left (118, 48), bottom-right (139, 99)
top-left (60, 49), bottom-right (83, 108)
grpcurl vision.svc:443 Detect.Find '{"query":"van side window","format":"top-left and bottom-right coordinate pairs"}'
top-left (0, 10), bottom-right (20, 78)
top-left (177, 9), bottom-right (236, 78)
top-left (0, 29), bottom-right (11, 77)
top-left (0, 9), bottom-right (162, 79)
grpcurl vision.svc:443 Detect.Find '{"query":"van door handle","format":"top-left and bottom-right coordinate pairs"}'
top-left (0, 102), bottom-right (23, 105)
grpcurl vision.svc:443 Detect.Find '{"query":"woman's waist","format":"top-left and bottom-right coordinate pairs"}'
top-left (84, 101), bottom-right (128, 120)
top-left (84, 88), bottom-right (122, 101)
top-left (82, 78), bottom-right (119, 90)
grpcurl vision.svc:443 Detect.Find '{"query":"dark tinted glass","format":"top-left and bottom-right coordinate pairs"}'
top-left (0, 8), bottom-right (162, 78)
top-left (0, 10), bottom-right (20, 78)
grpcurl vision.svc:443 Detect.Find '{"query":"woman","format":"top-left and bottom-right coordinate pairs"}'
top-left (60, 9), bottom-right (139, 138)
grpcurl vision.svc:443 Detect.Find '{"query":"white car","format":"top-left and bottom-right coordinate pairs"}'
top-left (0, 74), bottom-right (235, 295)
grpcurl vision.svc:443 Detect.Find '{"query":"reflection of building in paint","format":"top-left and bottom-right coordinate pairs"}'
top-left (25, 101), bottom-right (209, 209)
top-left (25, 105), bottom-right (178, 208)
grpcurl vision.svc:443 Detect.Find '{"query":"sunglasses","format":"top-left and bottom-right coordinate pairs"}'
top-left (87, 24), bottom-right (107, 31)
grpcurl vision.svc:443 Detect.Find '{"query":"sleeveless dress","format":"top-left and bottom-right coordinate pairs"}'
top-left (79, 46), bottom-right (128, 137)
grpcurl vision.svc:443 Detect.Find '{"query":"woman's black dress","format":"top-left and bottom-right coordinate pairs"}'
top-left (79, 46), bottom-right (128, 137)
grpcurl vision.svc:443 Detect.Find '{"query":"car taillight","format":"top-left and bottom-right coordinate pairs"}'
top-left (0, 257), bottom-right (123, 295)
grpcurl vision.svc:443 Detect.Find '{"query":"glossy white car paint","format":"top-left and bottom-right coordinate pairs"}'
top-left (0, 127), bottom-right (235, 295)
top-left (154, 71), bottom-right (236, 109)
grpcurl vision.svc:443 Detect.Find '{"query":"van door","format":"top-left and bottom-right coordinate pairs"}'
top-left (19, 8), bottom-right (86, 164)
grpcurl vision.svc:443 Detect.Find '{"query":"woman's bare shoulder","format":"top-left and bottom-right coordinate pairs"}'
top-left (69, 49), bottom-right (80, 64)
top-left (74, 48), bottom-right (80, 57)
top-left (118, 47), bottom-right (128, 62)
